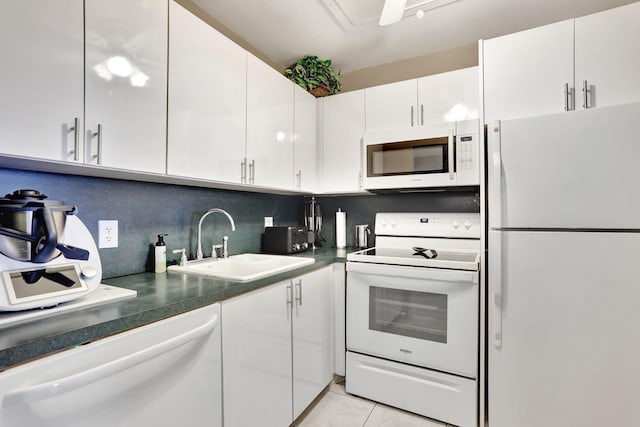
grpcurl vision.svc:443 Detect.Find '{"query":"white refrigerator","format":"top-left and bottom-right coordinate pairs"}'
top-left (488, 102), bottom-right (640, 427)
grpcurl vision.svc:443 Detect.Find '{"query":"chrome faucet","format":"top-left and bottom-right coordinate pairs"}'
top-left (196, 208), bottom-right (236, 260)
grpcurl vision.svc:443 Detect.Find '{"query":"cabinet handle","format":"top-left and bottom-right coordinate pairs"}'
top-left (4, 313), bottom-right (219, 406)
top-left (296, 170), bottom-right (302, 189)
top-left (286, 282), bottom-right (293, 307)
top-left (92, 124), bottom-right (103, 165)
top-left (70, 117), bottom-right (80, 161)
top-left (563, 83), bottom-right (575, 112)
top-left (294, 279), bottom-right (302, 306)
top-left (249, 159), bottom-right (255, 184)
top-left (420, 104), bottom-right (424, 126)
top-left (241, 158), bottom-right (247, 183)
top-left (582, 80), bottom-right (592, 109)
top-left (410, 105), bottom-right (415, 127)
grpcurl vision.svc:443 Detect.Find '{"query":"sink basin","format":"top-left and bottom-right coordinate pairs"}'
top-left (167, 253), bottom-right (315, 282)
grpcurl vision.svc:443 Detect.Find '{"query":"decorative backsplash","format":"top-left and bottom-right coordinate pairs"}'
top-left (0, 167), bottom-right (479, 278)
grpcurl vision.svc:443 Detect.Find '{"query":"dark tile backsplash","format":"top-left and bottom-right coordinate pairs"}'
top-left (0, 167), bottom-right (478, 278)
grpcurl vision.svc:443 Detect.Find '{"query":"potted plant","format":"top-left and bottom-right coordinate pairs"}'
top-left (284, 55), bottom-right (342, 97)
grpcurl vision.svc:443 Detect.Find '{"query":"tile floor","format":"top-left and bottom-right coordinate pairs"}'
top-left (292, 380), bottom-right (452, 427)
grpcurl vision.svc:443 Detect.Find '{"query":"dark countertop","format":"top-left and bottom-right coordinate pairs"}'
top-left (0, 247), bottom-right (351, 372)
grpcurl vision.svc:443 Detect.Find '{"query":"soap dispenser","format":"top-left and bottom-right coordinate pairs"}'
top-left (155, 234), bottom-right (168, 273)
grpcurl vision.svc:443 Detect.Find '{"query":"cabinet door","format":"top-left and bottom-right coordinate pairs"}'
top-left (320, 90), bottom-right (365, 193)
top-left (483, 19), bottom-right (574, 123)
top-left (293, 85), bottom-right (317, 192)
top-left (246, 54), bottom-right (294, 189)
top-left (417, 67), bottom-right (480, 124)
top-left (365, 79), bottom-right (418, 131)
top-left (222, 282), bottom-right (293, 427)
top-left (167, 2), bottom-right (247, 183)
top-left (575, 2), bottom-right (640, 110)
top-left (0, 0), bottom-right (84, 162)
top-left (292, 266), bottom-right (334, 419)
top-left (84, 0), bottom-right (168, 173)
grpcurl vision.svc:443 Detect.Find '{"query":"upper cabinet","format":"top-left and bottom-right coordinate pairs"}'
top-left (319, 90), bottom-right (366, 193)
top-left (84, 0), bottom-right (168, 174)
top-left (293, 85), bottom-right (318, 192)
top-left (0, 0), bottom-right (84, 162)
top-left (574, 2), bottom-right (640, 110)
top-left (167, 1), bottom-right (247, 183)
top-left (246, 54), bottom-right (295, 189)
top-left (483, 2), bottom-right (640, 123)
top-left (0, 0), bottom-right (168, 174)
top-left (365, 67), bottom-right (479, 132)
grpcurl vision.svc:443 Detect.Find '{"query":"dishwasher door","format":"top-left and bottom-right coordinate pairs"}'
top-left (0, 304), bottom-right (222, 427)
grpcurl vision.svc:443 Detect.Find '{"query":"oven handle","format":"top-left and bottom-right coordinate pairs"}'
top-left (347, 261), bottom-right (478, 284)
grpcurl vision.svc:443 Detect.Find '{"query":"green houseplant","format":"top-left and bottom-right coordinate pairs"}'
top-left (284, 55), bottom-right (342, 97)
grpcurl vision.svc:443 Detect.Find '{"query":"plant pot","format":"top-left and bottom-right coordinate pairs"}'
top-left (309, 86), bottom-right (330, 98)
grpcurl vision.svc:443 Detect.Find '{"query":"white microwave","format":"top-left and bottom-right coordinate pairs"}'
top-left (362, 119), bottom-right (480, 191)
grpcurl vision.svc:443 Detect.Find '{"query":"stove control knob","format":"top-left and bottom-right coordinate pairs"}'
top-left (81, 267), bottom-right (98, 280)
top-left (463, 219), bottom-right (472, 229)
top-left (452, 219), bottom-right (461, 229)
top-left (391, 218), bottom-right (398, 227)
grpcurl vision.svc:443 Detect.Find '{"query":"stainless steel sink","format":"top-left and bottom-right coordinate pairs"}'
top-left (167, 253), bottom-right (315, 282)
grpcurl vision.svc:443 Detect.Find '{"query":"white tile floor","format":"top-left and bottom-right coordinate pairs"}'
top-left (292, 380), bottom-right (452, 427)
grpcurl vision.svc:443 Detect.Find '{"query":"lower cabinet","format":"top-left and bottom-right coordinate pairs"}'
top-left (222, 266), bottom-right (334, 427)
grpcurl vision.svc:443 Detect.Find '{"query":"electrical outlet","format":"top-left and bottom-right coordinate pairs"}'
top-left (264, 217), bottom-right (273, 227)
top-left (98, 220), bottom-right (118, 248)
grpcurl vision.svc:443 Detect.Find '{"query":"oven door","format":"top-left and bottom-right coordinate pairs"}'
top-left (346, 261), bottom-right (478, 378)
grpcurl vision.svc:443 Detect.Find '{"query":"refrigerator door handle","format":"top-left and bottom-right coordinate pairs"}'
top-left (489, 121), bottom-right (502, 229)
top-left (489, 231), bottom-right (503, 348)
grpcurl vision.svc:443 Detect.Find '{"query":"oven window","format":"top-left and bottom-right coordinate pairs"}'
top-left (369, 286), bottom-right (447, 343)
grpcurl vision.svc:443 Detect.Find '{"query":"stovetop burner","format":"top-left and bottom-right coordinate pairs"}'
top-left (347, 247), bottom-right (479, 271)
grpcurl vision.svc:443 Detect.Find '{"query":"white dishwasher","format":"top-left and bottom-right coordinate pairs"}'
top-left (0, 304), bottom-right (222, 427)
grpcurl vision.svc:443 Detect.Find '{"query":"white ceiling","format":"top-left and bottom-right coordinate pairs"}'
top-left (191, 0), bottom-right (636, 74)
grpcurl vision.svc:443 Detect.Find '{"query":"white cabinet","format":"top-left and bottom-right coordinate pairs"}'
top-left (293, 85), bottom-right (318, 192)
top-left (222, 266), bottom-right (333, 427)
top-left (0, 0), bottom-right (84, 162)
top-left (483, 2), bottom-right (640, 123)
top-left (365, 79), bottom-right (417, 131)
top-left (0, 0), bottom-right (168, 174)
top-left (246, 54), bottom-right (294, 189)
top-left (483, 20), bottom-right (575, 123)
top-left (574, 2), bottom-right (640, 110)
top-left (84, 0), bottom-right (167, 173)
top-left (365, 67), bottom-right (479, 131)
top-left (319, 90), bottom-right (365, 193)
top-left (167, 1), bottom-right (247, 183)
top-left (0, 304), bottom-right (222, 427)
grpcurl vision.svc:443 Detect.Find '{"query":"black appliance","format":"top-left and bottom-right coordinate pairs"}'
top-left (262, 226), bottom-right (310, 254)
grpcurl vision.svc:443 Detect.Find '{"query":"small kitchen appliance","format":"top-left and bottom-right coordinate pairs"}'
top-left (354, 224), bottom-right (370, 248)
top-left (346, 212), bottom-right (480, 427)
top-left (0, 190), bottom-right (102, 311)
top-left (262, 226), bottom-right (310, 254)
top-left (363, 119), bottom-right (480, 191)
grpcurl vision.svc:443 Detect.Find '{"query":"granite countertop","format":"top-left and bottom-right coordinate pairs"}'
top-left (0, 247), bottom-right (352, 372)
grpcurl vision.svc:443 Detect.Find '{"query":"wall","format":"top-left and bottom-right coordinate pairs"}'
top-left (1, 168), bottom-right (479, 278)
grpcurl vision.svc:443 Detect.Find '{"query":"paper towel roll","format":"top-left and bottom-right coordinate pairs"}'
top-left (336, 209), bottom-right (346, 249)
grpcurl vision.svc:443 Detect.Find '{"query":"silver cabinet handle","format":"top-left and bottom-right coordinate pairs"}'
top-left (582, 80), bottom-right (592, 109)
top-left (296, 170), bottom-right (302, 189)
top-left (70, 117), bottom-right (80, 161)
top-left (420, 104), bottom-right (424, 126)
top-left (410, 105), bottom-right (415, 127)
top-left (92, 124), bottom-right (103, 165)
top-left (294, 279), bottom-right (302, 306)
top-left (241, 158), bottom-right (247, 183)
top-left (249, 159), bottom-right (255, 184)
top-left (563, 83), bottom-right (575, 112)
top-left (286, 282), bottom-right (293, 307)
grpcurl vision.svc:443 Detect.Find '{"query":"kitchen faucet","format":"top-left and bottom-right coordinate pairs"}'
top-left (196, 208), bottom-right (236, 260)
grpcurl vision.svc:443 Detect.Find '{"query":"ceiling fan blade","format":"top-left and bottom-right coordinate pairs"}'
top-left (379, 0), bottom-right (408, 26)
